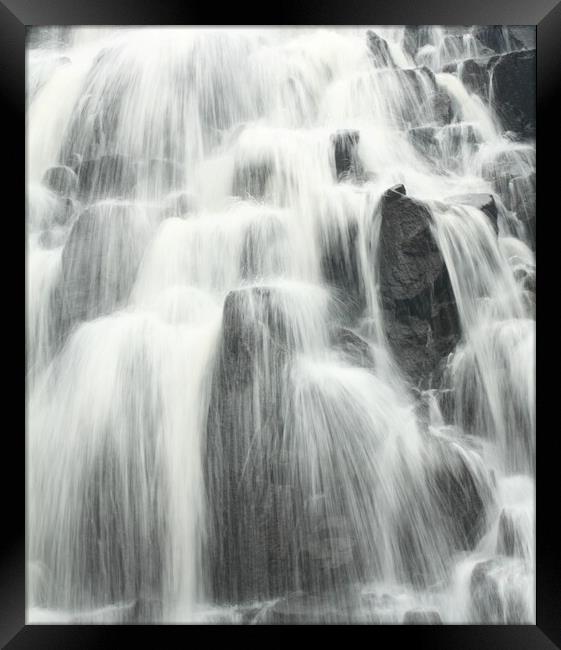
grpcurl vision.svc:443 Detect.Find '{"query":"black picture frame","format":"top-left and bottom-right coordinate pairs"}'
top-left (4, 0), bottom-right (558, 646)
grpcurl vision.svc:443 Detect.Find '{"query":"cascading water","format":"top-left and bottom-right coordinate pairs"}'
top-left (27, 25), bottom-right (536, 624)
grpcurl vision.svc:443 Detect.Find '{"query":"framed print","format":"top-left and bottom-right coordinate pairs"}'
top-left (2, 0), bottom-right (558, 646)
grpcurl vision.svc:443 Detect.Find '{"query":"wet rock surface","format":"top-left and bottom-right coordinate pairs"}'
top-left (378, 185), bottom-right (461, 384)
top-left (491, 50), bottom-right (536, 139)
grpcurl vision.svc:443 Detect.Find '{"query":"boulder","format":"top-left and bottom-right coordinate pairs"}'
top-left (77, 154), bottom-right (137, 201)
top-left (491, 50), bottom-right (536, 138)
top-left (403, 608), bottom-right (442, 624)
top-left (429, 435), bottom-right (496, 551)
top-left (458, 57), bottom-right (495, 98)
top-left (366, 30), bottom-right (396, 68)
top-left (42, 165), bottom-right (78, 198)
top-left (377, 185), bottom-right (461, 383)
top-left (446, 194), bottom-right (499, 234)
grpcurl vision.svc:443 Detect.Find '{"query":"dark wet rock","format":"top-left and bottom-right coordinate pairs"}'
top-left (331, 130), bottom-right (364, 182)
top-left (458, 58), bottom-right (495, 98)
top-left (408, 126), bottom-right (441, 160)
top-left (403, 26), bottom-right (433, 60)
top-left (403, 608), bottom-right (442, 624)
top-left (496, 508), bottom-right (527, 558)
top-left (446, 194), bottom-right (498, 234)
top-left (59, 202), bottom-right (149, 327)
top-left (429, 436), bottom-right (495, 551)
top-left (473, 26), bottom-right (526, 54)
top-left (366, 30), bottom-right (396, 68)
top-left (77, 154), bottom-right (137, 201)
top-left (42, 165), bottom-right (78, 198)
top-left (205, 286), bottom-right (298, 603)
top-left (491, 50), bottom-right (536, 138)
top-left (331, 327), bottom-right (375, 369)
top-left (232, 157), bottom-right (273, 199)
top-left (320, 216), bottom-right (364, 321)
top-left (377, 185), bottom-right (461, 383)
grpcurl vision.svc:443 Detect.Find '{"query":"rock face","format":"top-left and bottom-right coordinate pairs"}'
top-left (42, 165), bottom-right (78, 198)
top-left (366, 30), bottom-right (396, 68)
top-left (446, 193), bottom-right (499, 234)
top-left (491, 50), bottom-right (536, 138)
top-left (59, 202), bottom-right (148, 328)
top-left (378, 185), bottom-right (461, 384)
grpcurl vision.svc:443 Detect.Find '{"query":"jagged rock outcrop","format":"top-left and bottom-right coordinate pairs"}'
top-left (42, 165), bottom-right (78, 198)
top-left (378, 184), bottom-right (461, 384)
top-left (491, 50), bottom-right (536, 139)
top-left (366, 30), bottom-right (396, 68)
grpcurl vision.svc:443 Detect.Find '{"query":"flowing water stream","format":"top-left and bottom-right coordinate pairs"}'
top-left (27, 26), bottom-right (536, 624)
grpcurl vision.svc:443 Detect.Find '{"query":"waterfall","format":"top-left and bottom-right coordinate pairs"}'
top-left (27, 25), bottom-right (536, 624)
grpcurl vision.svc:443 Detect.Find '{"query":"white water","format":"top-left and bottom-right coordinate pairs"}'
top-left (27, 26), bottom-right (535, 624)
